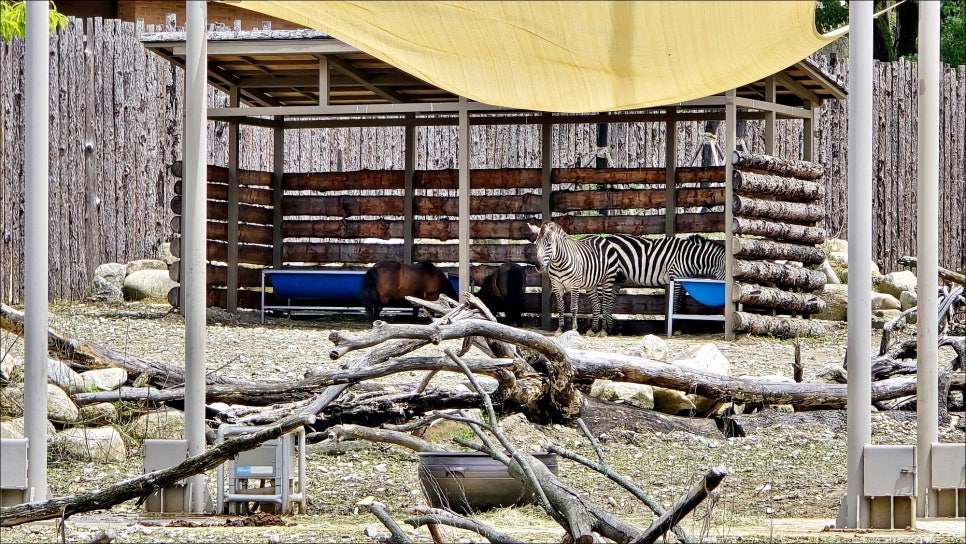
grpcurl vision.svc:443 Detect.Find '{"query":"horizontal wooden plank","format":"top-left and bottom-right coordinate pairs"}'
top-left (553, 187), bottom-right (723, 212)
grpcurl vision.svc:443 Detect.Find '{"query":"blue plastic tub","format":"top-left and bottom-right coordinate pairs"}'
top-left (269, 270), bottom-right (365, 300)
top-left (678, 279), bottom-right (726, 307)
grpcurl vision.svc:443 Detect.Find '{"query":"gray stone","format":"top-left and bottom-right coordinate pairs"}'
top-left (589, 380), bottom-right (654, 410)
top-left (54, 426), bottom-right (127, 463)
top-left (814, 284), bottom-right (848, 322)
top-left (88, 275), bottom-right (124, 303)
top-left (629, 334), bottom-right (668, 361)
top-left (900, 291), bottom-right (918, 324)
top-left (0, 417), bottom-right (56, 439)
top-left (813, 363), bottom-right (848, 384)
top-left (1, 353), bottom-right (20, 383)
top-left (126, 407), bottom-right (185, 440)
top-left (77, 402), bottom-right (118, 426)
top-left (670, 343), bottom-right (729, 416)
top-left (871, 292), bottom-right (901, 311)
top-left (872, 309), bottom-right (903, 330)
top-left (652, 387), bottom-right (696, 415)
top-left (878, 270), bottom-right (918, 299)
top-left (1, 384), bottom-right (25, 417)
top-left (123, 269), bottom-right (178, 301)
top-left (554, 329), bottom-right (584, 348)
top-left (156, 243), bottom-right (178, 265)
top-left (94, 262), bottom-right (127, 291)
top-left (126, 259), bottom-right (169, 274)
top-left (47, 358), bottom-right (85, 394)
top-left (46, 383), bottom-right (79, 424)
top-left (818, 259), bottom-right (841, 284)
top-left (80, 368), bottom-right (128, 392)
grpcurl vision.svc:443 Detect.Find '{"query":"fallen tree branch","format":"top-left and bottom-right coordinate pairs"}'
top-left (633, 466), bottom-right (728, 544)
top-left (897, 256), bottom-right (966, 287)
top-left (406, 507), bottom-right (524, 544)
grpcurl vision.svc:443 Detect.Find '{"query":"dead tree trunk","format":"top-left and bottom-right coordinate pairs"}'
top-left (732, 311), bottom-right (831, 337)
top-left (732, 195), bottom-right (825, 223)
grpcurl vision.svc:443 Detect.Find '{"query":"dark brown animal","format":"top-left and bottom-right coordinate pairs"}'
top-left (361, 260), bottom-right (457, 322)
top-left (477, 262), bottom-right (527, 326)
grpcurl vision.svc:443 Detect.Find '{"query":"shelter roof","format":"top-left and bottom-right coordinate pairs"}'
top-left (140, 29), bottom-right (846, 117)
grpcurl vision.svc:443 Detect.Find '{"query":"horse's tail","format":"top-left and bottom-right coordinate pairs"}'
top-left (503, 264), bottom-right (526, 324)
top-left (361, 266), bottom-right (380, 321)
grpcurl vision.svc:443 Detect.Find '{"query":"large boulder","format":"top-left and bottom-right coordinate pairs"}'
top-left (878, 270), bottom-right (917, 299)
top-left (126, 407), bottom-right (185, 440)
top-left (814, 284), bottom-right (849, 322)
top-left (871, 292), bottom-right (901, 311)
top-left (0, 416), bottom-right (57, 439)
top-left (589, 379), bottom-right (654, 410)
top-left (124, 269), bottom-right (178, 301)
top-left (90, 263), bottom-right (126, 303)
top-left (54, 426), bottom-right (127, 463)
top-left (126, 258), bottom-right (168, 274)
top-left (628, 335), bottom-right (668, 361)
top-left (77, 402), bottom-right (119, 426)
top-left (1, 384), bottom-right (25, 417)
top-left (80, 368), bottom-right (128, 392)
top-left (46, 384), bottom-right (79, 425)
top-left (46, 358), bottom-right (85, 394)
top-left (652, 343), bottom-right (729, 416)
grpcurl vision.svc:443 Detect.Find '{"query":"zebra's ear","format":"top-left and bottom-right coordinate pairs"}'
top-left (527, 222), bottom-right (541, 236)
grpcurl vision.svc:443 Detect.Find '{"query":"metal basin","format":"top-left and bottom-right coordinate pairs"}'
top-left (417, 452), bottom-right (558, 514)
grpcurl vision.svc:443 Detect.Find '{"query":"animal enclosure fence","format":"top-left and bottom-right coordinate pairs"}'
top-left (0, 19), bottom-right (963, 306)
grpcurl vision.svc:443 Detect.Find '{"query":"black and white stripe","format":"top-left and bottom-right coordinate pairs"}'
top-left (528, 221), bottom-right (617, 335)
top-left (606, 234), bottom-right (726, 288)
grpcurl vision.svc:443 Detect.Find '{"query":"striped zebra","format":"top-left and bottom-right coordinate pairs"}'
top-left (604, 233), bottom-right (726, 316)
top-left (528, 221), bottom-right (617, 336)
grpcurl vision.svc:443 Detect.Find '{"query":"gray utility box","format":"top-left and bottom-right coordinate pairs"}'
top-left (863, 444), bottom-right (916, 530)
top-left (142, 439), bottom-right (189, 513)
top-left (930, 442), bottom-right (965, 518)
top-left (0, 439), bottom-right (29, 508)
top-left (216, 425), bottom-right (307, 515)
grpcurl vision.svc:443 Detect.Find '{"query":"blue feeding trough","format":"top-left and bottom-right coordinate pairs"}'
top-left (678, 279), bottom-right (726, 307)
top-left (269, 270), bottom-right (365, 300)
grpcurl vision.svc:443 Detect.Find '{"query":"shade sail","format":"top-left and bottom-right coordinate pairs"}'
top-left (235, 1), bottom-right (843, 113)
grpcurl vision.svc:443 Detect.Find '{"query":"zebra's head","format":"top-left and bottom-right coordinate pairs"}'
top-left (528, 220), bottom-right (562, 272)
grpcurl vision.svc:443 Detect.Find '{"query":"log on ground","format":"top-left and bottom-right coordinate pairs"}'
top-left (732, 311), bottom-right (831, 338)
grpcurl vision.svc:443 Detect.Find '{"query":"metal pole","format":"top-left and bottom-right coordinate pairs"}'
top-left (184, 0), bottom-right (208, 513)
top-left (24, 0), bottom-right (50, 503)
top-left (723, 91), bottom-right (736, 341)
top-left (916, 0), bottom-right (940, 518)
top-left (457, 99), bottom-right (470, 300)
top-left (840, 0), bottom-right (873, 529)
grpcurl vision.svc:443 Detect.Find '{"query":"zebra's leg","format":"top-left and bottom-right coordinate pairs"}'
top-left (600, 275), bottom-right (617, 336)
top-left (589, 287), bottom-right (604, 337)
top-left (554, 286), bottom-right (566, 335)
top-left (569, 288), bottom-right (580, 333)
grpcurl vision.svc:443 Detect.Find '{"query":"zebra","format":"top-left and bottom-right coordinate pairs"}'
top-left (603, 233), bottom-right (726, 318)
top-left (528, 221), bottom-right (618, 336)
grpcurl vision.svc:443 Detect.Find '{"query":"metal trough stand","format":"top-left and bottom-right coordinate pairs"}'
top-left (930, 442), bottom-right (966, 518)
top-left (0, 438), bottom-right (29, 507)
top-left (863, 444), bottom-right (916, 529)
top-left (216, 425), bottom-right (307, 515)
top-left (142, 439), bottom-right (191, 513)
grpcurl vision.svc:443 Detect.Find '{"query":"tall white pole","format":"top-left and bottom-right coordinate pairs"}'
top-left (841, 0), bottom-right (873, 529)
top-left (915, 0), bottom-right (940, 518)
top-left (24, 0), bottom-right (50, 503)
top-left (184, 0), bottom-right (208, 513)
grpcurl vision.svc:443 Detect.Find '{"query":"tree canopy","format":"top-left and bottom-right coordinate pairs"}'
top-left (816, 0), bottom-right (966, 66)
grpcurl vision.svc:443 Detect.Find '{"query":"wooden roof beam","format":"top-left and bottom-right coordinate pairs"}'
top-left (325, 55), bottom-right (407, 103)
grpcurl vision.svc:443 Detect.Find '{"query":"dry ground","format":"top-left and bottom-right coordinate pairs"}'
top-left (1, 301), bottom-right (964, 543)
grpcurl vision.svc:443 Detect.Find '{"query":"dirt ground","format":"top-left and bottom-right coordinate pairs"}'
top-left (1, 301), bottom-right (964, 543)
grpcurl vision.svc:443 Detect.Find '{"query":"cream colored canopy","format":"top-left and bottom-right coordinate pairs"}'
top-left (236, 1), bottom-right (844, 113)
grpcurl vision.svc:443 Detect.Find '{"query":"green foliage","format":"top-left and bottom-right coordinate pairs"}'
top-left (815, 0), bottom-right (849, 33)
top-left (814, 0), bottom-right (966, 66)
top-left (940, 0), bottom-right (966, 65)
top-left (1, 1), bottom-right (68, 43)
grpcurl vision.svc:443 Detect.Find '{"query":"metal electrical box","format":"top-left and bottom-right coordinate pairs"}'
top-left (0, 439), bottom-right (29, 508)
top-left (142, 439), bottom-right (190, 513)
top-left (863, 444), bottom-right (916, 529)
top-left (216, 425), bottom-right (307, 515)
top-left (930, 442), bottom-right (966, 518)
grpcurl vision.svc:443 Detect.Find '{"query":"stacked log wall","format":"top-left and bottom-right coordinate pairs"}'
top-left (166, 165), bottom-right (727, 318)
top-left (730, 152), bottom-right (830, 335)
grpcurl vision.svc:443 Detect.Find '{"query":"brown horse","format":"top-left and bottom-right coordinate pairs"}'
top-left (477, 262), bottom-right (527, 326)
top-left (361, 260), bottom-right (458, 322)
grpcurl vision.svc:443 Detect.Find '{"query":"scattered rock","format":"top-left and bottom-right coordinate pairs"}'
top-left (628, 334), bottom-right (668, 361)
top-left (123, 269), bottom-right (178, 301)
top-left (54, 426), bottom-right (127, 462)
top-left (77, 402), bottom-right (119, 426)
top-left (878, 270), bottom-right (917, 299)
top-left (126, 407), bottom-right (186, 440)
top-left (80, 368), bottom-right (128, 392)
top-left (47, 383), bottom-right (79, 424)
